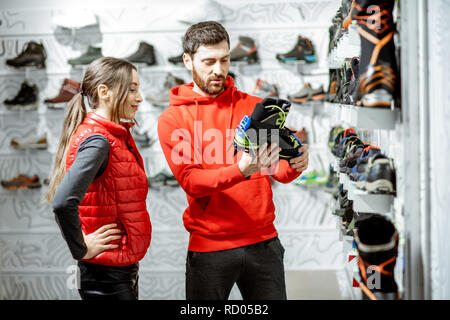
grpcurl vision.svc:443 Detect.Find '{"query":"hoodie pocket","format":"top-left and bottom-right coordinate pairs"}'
top-left (201, 177), bottom-right (275, 235)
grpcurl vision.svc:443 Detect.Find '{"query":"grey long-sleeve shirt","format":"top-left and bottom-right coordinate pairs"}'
top-left (52, 134), bottom-right (110, 260)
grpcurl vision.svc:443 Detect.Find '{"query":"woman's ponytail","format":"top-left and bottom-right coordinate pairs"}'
top-left (45, 92), bottom-right (86, 203)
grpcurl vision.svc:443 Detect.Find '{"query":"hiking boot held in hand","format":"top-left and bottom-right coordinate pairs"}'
top-left (233, 98), bottom-right (302, 159)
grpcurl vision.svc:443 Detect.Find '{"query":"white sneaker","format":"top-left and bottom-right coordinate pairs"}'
top-left (52, 10), bottom-right (98, 29)
top-left (178, 0), bottom-right (226, 25)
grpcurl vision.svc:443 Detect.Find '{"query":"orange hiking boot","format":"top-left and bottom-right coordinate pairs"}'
top-left (1, 175), bottom-right (42, 190)
top-left (352, 0), bottom-right (398, 108)
top-left (355, 214), bottom-right (400, 300)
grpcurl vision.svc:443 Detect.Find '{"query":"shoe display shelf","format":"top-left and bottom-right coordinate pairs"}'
top-left (339, 233), bottom-right (362, 299)
top-left (332, 186), bottom-right (361, 299)
top-left (324, 102), bottom-right (399, 130)
top-left (277, 60), bottom-right (325, 76)
top-left (229, 60), bottom-right (327, 77)
top-left (0, 104), bottom-right (39, 117)
top-left (327, 23), bottom-right (361, 70)
top-left (341, 104), bottom-right (400, 130)
top-left (133, 64), bottom-right (190, 76)
top-left (0, 65), bottom-right (47, 78)
top-left (340, 172), bottom-right (395, 218)
top-left (291, 100), bottom-right (325, 117)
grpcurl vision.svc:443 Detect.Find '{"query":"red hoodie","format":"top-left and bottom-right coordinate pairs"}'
top-left (157, 76), bottom-right (301, 252)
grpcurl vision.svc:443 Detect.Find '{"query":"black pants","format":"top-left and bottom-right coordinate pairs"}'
top-left (186, 237), bottom-right (287, 300)
top-left (77, 261), bottom-right (139, 300)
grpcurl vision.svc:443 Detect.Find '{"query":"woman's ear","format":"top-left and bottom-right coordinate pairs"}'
top-left (97, 84), bottom-right (110, 102)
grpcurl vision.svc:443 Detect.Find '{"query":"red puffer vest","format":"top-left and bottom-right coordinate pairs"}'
top-left (66, 112), bottom-right (151, 266)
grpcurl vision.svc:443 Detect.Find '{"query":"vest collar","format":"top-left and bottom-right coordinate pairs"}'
top-left (85, 112), bottom-right (134, 137)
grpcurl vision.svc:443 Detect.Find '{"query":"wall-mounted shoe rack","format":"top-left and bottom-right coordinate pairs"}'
top-left (325, 1), bottom-right (405, 301)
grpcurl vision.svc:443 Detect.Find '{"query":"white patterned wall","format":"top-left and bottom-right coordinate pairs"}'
top-left (0, 0), bottom-right (344, 300)
top-left (428, 0), bottom-right (450, 300)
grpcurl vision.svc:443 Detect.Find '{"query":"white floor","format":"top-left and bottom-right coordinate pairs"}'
top-left (286, 270), bottom-right (343, 300)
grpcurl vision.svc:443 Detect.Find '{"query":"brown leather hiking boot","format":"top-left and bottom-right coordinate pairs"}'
top-left (44, 79), bottom-right (81, 109)
top-left (6, 41), bottom-right (47, 69)
top-left (1, 175), bottom-right (42, 190)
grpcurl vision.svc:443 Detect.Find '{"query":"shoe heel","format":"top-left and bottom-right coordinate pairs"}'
top-left (247, 51), bottom-right (259, 64)
top-left (33, 60), bottom-right (45, 69)
top-left (304, 54), bottom-right (317, 63)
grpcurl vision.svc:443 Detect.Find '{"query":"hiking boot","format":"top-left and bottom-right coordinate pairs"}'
top-left (125, 41), bottom-right (156, 66)
top-left (233, 98), bottom-right (302, 159)
top-left (348, 146), bottom-right (382, 178)
top-left (339, 141), bottom-right (366, 173)
top-left (168, 53), bottom-right (184, 66)
top-left (352, 0), bottom-right (398, 107)
top-left (332, 66), bottom-right (344, 103)
top-left (4, 81), bottom-right (38, 110)
top-left (68, 46), bottom-right (103, 66)
top-left (342, 0), bottom-right (356, 29)
top-left (11, 131), bottom-right (47, 150)
top-left (294, 128), bottom-right (308, 144)
top-left (146, 73), bottom-right (184, 107)
top-left (345, 57), bottom-right (360, 105)
top-left (251, 79), bottom-right (279, 99)
top-left (354, 214), bottom-right (400, 300)
top-left (340, 135), bottom-right (361, 159)
top-left (276, 35), bottom-right (317, 63)
top-left (364, 153), bottom-right (396, 195)
top-left (342, 205), bottom-right (356, 236)
top-left (326, 69), bottom-right (338, 102)
top-left (230, 36), bottom-right (259, 64)
top-left (309, 86), bottom-right (326, 101)
top-left (331, 128), bottom-right (356, 157)
top-left (1, 175), bottom-right (42, 190)
top-left (328, 126), bottom-right (345, 151)
top-left (335, 65), bottom-right (347, 103)
top-left (6, 41), bottom-right (47, 69)
top-left (288, 83), bottom-right (314, 104)
top-left (44, 78), bottom-right (81, 109)
top-left (341, 59), bottom-right (354, 104)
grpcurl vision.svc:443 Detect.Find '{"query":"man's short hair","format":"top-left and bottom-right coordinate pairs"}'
top-left (182, 21), bottom-right (230, 56)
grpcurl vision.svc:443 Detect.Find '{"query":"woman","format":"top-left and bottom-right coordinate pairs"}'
top-left (46, 57), bottom-right (151, 300)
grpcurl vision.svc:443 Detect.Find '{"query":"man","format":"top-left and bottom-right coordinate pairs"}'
top-left (157, 21), bottom-right (309, 300)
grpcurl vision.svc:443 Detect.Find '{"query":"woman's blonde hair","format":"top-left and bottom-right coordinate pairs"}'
top-left (45, 57), bottom-right (137, 203)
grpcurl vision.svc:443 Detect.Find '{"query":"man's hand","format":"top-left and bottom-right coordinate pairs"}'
top-left (289, 144), bottom-right (309, 173)
top-left (238, 143), bottom-right (281, 178)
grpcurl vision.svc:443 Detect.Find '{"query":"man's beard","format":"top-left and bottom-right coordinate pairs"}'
top-left (192, 66), bottom-right (226, 96)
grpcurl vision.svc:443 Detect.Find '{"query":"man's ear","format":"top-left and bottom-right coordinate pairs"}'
top-left (183, 53), bottom-right (193, 71)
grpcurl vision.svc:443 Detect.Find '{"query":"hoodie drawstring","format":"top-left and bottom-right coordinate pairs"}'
top-left (228, 89), bottom-right (234, 129)
top-left (194, 98), bottom-right (199, 122)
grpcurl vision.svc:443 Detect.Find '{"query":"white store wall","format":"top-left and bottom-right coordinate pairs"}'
top-left (0, 0), bottom-right (347, 300)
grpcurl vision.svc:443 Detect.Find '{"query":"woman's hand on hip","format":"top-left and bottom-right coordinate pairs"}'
top-left (82, 223), bottom-right (122, 260)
